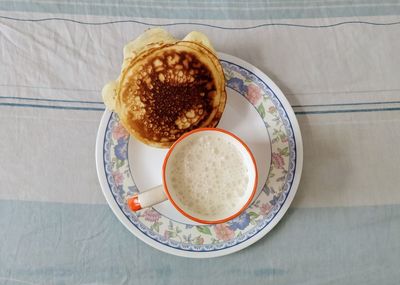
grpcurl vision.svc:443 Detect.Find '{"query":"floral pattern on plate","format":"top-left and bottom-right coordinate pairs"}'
top-left (103, 60), bottom-right (296, 251)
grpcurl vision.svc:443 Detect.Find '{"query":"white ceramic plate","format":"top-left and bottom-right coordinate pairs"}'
top-left (96, 53), bottom-right (303, 258)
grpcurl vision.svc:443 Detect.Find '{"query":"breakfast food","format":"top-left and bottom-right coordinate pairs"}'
top-left (166, 132), bottom-right (251, 220)
top-left (102, 29), bottom-right (227, 148)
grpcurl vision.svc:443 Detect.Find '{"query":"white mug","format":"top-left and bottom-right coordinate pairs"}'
top-left (127, 128), bottom-right (258, 224)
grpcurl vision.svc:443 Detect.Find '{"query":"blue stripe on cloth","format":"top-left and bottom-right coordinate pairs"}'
top-left (3, 95), bottom-right (400, 109)
top-left (294, 107), bottom-right (400, 115)
top-left (0, 200), bottom-right (399, 284)
top-left (0, 96), bottom-right (103, 105)
top-left (1, 96), bottom-right (395, 108)
top-left (1, 15), bottom-right (400, 30)
top-left (1, 101), bottom-right (400, 115)
top-left (0, 102), bottom-right (105, 111)
top-left (292, 100), bottom-right (400, 108)
top-left (0, 83), bottom-right (98, 93)
top-left (1, 1), bottom-right (400, 20)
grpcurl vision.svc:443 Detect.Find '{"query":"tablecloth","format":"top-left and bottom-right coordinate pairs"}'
top-left (1, 1), bottom-right (400, 284)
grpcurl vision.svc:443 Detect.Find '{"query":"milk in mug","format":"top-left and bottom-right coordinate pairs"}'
top-left (166, 132), bottom-right (253, 221)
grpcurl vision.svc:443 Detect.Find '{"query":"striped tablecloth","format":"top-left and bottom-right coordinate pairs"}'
top-left (1, 1), bottom-right (399, 284)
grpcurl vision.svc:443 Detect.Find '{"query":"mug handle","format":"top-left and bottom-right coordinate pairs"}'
top-left (127, 185), bottom-right (167, 211)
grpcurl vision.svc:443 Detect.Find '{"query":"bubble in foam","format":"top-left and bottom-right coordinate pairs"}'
top-left (168, 132), bottom-right (251, 218)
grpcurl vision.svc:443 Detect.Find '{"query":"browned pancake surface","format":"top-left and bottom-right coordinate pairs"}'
top-left (117, 43), bottom-right (226, 147)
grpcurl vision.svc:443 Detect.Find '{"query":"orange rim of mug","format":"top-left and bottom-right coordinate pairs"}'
top-left (162, 128), bottom-right (258, 225)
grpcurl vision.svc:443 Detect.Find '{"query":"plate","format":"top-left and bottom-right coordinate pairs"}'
top-left (95, 53), bottom-right (303, 258)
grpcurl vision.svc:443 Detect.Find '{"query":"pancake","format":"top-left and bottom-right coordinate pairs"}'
top-left (102, 29), bottom-right (227, 148)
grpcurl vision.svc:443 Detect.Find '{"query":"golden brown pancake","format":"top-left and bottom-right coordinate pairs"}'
top-left (102, 29), bottom-right (226, 148)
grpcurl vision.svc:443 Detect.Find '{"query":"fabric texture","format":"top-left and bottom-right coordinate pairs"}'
top-left (0, 1), bottom-right (399, 284)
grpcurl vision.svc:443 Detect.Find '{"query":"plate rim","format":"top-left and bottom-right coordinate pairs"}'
top-left (95, 52), bottom-right (303, 258)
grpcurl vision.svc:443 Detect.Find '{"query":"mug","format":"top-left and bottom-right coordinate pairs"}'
top-left (127, 128), bottom-right (258, 224)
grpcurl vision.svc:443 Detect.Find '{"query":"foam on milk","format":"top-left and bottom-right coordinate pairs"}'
top-left (167, 133), bottom-right (251, 220)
